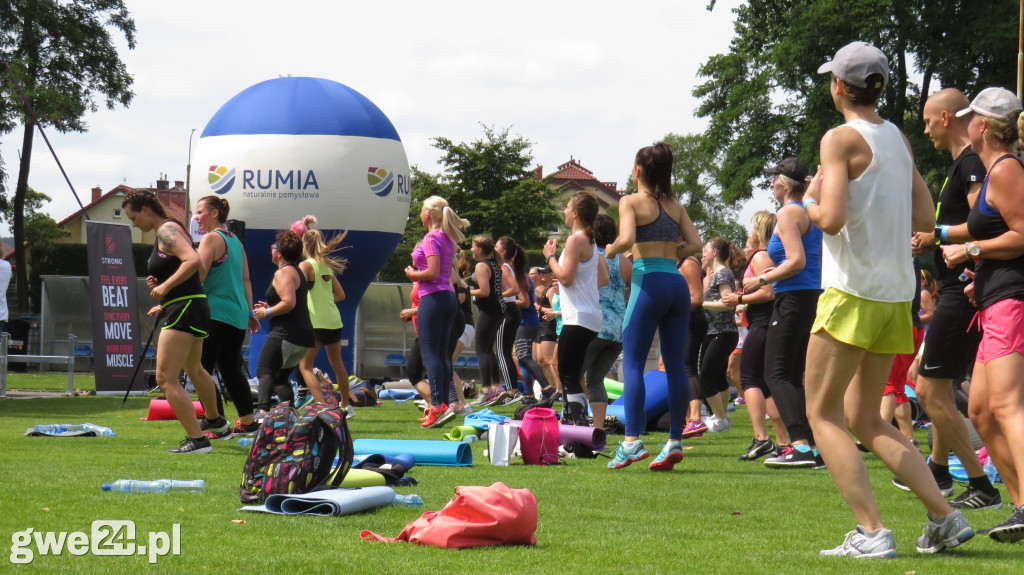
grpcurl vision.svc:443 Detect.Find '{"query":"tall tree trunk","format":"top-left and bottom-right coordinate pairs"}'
top-left (14, 120), bottom-right (33, 311)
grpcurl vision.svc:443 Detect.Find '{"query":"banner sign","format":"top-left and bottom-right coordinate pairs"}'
top-left (86, 221), bottom-right (143, 393)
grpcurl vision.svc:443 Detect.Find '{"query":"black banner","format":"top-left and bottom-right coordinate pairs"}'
top-left (86, 221), bottom-right (143, 393)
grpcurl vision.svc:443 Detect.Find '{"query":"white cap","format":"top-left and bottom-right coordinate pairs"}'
top-left (818, 41), bottom-right (889, 89)
top-left (955, 87), bottom-right (1023, 120)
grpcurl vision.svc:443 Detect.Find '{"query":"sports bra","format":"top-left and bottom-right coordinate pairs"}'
top-left (635, 201), bottom-right (678, 243)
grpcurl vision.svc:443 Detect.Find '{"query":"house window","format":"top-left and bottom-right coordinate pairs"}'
top-left (113, 209), bottom-right (122, 219)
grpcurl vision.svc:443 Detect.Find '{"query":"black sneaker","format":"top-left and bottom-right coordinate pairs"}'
top-left (988, 506), bottom-right (1024, 543)
top-left (951, 487), bottom-right (1003, 511)
top-left (813, 451), bottom-right (827, 470)
top-left (739, 437), bottom-right (775, 461)
top-left (893, 475), bottom-right (955, 497)
top-left (168, 435), bottom-right (212, 454)
top-left (540, 386), bottom-right (558, 402)
top-left (200, 416), bottom-right (230, 435)
top-left (764, 445), bottom-right (816, 468)
top-left (520, 396), bottom-right (539, 406)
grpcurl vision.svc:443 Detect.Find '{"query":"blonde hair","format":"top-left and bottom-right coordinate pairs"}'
top-left (423, 196), bottom-right (470, 245)
top-left (984, 111), bottom-right (1021, 147)
top-left (751, 210), bottom-right (776, 250)
top-left (302, 228), bottom-right (349, 275)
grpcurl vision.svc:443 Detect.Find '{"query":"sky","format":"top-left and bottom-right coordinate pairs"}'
top-left (1, 0), bottom-right (775, 235)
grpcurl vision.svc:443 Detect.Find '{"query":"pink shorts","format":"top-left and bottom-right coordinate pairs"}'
top-left (976, 298), bottom-right (1024, 364)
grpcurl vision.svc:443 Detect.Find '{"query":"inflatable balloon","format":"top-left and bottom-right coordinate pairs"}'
top-left (190, 77), bottom-right (410, 374)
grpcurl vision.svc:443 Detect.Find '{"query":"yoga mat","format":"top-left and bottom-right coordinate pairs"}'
top-left (442, 426), bottom-right (478, 441)
top-left (605, 370), bottom-right (670, 430)
top-left (604, 378), bottom-right (624, 396)
top-left (379, 388), bottom-right (419, 400)
top-left (341, 468), bottom-right (387, 488)
top-left (354, 439), bottom-right (472, 467)
top-left (141, 399), bottom-right (205, 421)
top-left (384, 380), bottom-right (414, 390)
top-left (513, 420), bottom-right (606, 451)
top-left (240, 486), bottom-right (395, 516)
top-left (354, 453), bottom-right (416, 471)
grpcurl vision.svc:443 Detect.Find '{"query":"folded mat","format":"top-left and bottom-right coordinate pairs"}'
top-left (379, 388), bottom-right (419, 400)
top-left (240, 486), bottom-right (395, 516)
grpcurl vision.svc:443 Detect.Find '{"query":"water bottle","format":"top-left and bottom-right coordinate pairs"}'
top-left (238, 438), bottom-right (254, 447)
top-left (461, 434), bottom-right (478, 443)
top-left (102, 479), bottom-right (206, 493)
top-left (31, 423), bottom-right (115, 436)
top-left (390, 493), bottom-right (423, 507)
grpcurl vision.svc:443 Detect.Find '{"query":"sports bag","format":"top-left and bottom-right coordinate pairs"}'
top-left (239, 402), bottom-right (353, 503)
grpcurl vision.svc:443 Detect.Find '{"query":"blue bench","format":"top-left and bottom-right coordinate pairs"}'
top-left (385, 353), bottom-right (406, 367)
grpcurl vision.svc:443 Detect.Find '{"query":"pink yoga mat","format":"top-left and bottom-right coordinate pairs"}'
top-left (141, 398), bottom-right (205, 421)
top-left (513, 419), bottom-right (606, 451)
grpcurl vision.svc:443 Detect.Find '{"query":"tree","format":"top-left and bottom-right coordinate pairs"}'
top-left (0, 187), bottom-right (68, 248)
top-left (0, 1), bottom-right (136, 308)
top-left (697, 1), bottom-right (1019, 204)
top-left (403, 125), bottom-right (560, 250)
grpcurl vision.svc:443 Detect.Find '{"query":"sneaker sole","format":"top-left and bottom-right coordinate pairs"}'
top-left (764, 460), bottom-right (816, 469)
top-left (649, 451), bottom-right (684, 471)
top-left (820, 549), bottom-right (897, 559)
top-left (917, 529), bottom-right (974, 553)
top-left (428, 413), bottom-right (456, 428)
top-left (205, 432), bottom-right (234, 441)
top-left (893, 478), bottom-right (955, 498)
top-left (739, 446), bottom-right (775, 461)
top-left (989, 524), bottom-right (1024, 543)
top-left (681, 428), bottom-right (707, 438)
top-left (951, 496), bottom-right (1003, 511)
top-left (607, 451), bottom-right (650, 470)
top-left (168, 446), bottom-right (212, 454)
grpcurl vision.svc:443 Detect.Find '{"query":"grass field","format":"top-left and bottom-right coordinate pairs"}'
top-left (0, 373), bottom-right (1019, 574)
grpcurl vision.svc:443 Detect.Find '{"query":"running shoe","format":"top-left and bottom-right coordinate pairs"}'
top-left (520, 396), bottom-right (539, 406)
top-left (200, 416), bottom-right (230, 436)
top-left (607, 440), bottom-right (650, 470)
top-left (681, 419), bottom-right (707, 438)
top-left (414, 399), bottom-right (429, 410)
top-left (892, 475), bottom-right (955, 498)
top-left (502, 391), bottom-right (525, 406)
top-left (421, 404), bottom-right (455, 428)
top-left (649, 443), bottom-right (684, 471)
top-left (709, 417), bottom-right (732, 433)
top-left (988, 505), bottom-right (1024, 543)
top-left (950, 487), bottom-right (1003, 510)
top-left (229, 418), bottom-right (260, 436)
top-left (471, 391), bottom-right (490, 406)
top-left (735, 397), bottom-right (746, 405)
top-left (916, 510), bottom-right (974, 553)
top-left (167, 435), bottom-right (212, 454)
top-left (540, 386), bottom-right (558, 401)
top-left (739, 437), bottom-right (776, 461)
top-left (764, 445), bottom-right (816, 468)
top-left (454, 404), bottom-right (474, 416)
top-left (482, 389), bottom-right (508, 407)
top-left (344, 405), bottom-right (356, 419)
top-left (820, 526), bottom-right (897, 558)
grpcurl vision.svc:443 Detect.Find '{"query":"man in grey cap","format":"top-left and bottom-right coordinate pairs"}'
top-left (801, 41), bottom-right (974, 558)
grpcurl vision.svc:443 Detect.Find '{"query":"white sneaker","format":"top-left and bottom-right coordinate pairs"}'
top-left (709, 417), bottom-right (732, 433)
top-left (345, 405), bottom-right (356, 419)
top-left (821, 526), bottom-right (897, 558)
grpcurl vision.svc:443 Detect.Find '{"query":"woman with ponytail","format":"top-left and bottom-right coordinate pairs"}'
top-left (494, 236), bottom-right (524, 403)
top-left (694, 237), bottom-right (739, 434)
top-left (543, 191), bottom-right (610, 425)
top-left (405, 196), bottom-right (469, 428)
top-left (295, 216), bottom-right (355, 419)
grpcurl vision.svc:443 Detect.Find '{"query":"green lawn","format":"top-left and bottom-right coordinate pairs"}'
top-left (0, 381), bottom-right (1018, 574)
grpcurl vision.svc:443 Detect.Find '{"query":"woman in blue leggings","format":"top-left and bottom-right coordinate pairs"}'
top-left (605, 142), bottom-right (702, 470)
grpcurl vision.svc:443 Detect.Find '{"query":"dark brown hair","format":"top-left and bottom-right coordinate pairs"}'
top-left (570, 191), bottom-right (599, 243)
top-left (635, 142), bottom-right (674, 199)
top-left (198, 195), bottom-right (230, 223)
top-left (593, 214), bottom-right (618, 247)
top-left (498, 236), bottom-right (527, 293)
top-left (122, 190), bottom-right (182, 228)
top-left (275, 230), bottom-right (303, 263)
top-left (841, 74), bottom-right (886, 106)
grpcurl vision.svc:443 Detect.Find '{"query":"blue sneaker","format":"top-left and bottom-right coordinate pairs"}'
top-left (607, 441), bottom-right (649, 470)
top-left (649, 442), bottom-right (684, 471)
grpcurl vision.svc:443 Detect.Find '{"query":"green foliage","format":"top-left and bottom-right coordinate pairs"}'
top-left (400, 125), bottom-right (561, 251)
top-left (0, 187), bottom-right (68, 248)
top-left (664, 133), bottom-right (747, 244)
top-left (698, 1), bottom-right (1019, 203)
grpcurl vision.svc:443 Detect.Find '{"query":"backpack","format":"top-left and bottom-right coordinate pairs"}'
top-left (239, 402), bottom-right (353, 503)
top-left (313, 368), bottom-right (340, 408)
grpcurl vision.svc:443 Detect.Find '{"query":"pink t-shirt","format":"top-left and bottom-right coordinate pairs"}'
top-left (412, 229), bottom-right (454, 297)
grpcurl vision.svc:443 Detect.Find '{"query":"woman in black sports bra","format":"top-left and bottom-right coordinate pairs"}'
top-left (122, 190), bottom-right (223, 454)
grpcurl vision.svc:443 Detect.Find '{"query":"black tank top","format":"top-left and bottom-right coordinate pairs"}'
top-left (743, 252), bottom-right (773, 329)
top-left (266, 263), bottom-right (315, 347)
top-left (966, 154), bottom-right (1024, 309)
top-left (147, 220), bottom-right (203, 304)
top-left (474, 259), bottom-right (504, 314)
top-left (458, 285), bottom-right (474, 327)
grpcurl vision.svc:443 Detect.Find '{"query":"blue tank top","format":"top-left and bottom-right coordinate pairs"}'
top-left (520, 278), bottom-right (540, 326)
top-left (766, 202), bottom-right (823, 292)
top-left (634, 202), bottom-right (679, 243)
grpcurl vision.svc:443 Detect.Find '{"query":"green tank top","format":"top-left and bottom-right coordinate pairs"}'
top-left (202, 230), bottom-right (249, 330)
top-left (306, 258), bottom-right (343, 330)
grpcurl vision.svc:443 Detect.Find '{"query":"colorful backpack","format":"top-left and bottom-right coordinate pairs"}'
top-left (239, 402), bottom-right (353, 503)
top-left (313, 368), bottom-right (340, 407)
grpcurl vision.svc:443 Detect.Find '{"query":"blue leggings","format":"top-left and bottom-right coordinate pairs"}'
top-left (621, 258), bottom-right (691, 439)
top-left (418, 290), bottom-right (457, 407)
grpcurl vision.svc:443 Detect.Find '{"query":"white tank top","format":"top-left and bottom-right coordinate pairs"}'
top-left (501, 263), bottom-right (518, 303)
top-left (558, 233), bottom-right (603, 332)
top-left (821, 119), bottom-right (915, 303)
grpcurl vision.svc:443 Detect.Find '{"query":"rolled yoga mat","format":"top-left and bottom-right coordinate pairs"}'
top-left (354, 453), bottom-right (416, 471)
top-left (141, 398), bottom-right (205, 421)
top-left (379, 388), bottom-right (419, 400)
top-left (340, 468), bottom-right (387, 488)
top-left (240, 486), bottom-right (395, 516)
top-left (605, 370), bottom-right (670, 429)
top-left (514, 420), bottom-right (606, 452)
top-left (603, 378), bottom-right (624, 396)
top-left (442, 426), bottom-right (478, 441)
top-left (353, 439), bottom-right (473, 467)
top-left (383, 380), bottom-right (414, 390)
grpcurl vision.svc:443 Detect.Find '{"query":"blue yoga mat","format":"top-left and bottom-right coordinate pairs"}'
top-left (239, 486), bottom-right (395, 516)
top-left (379, 388), bottom-right (419, 400)
top-left (353, 453), bottom-right (416, 470)
top-left (353, 439), bottom-right (473, 466)
top-left (605, 370), bottom-right (670, 426)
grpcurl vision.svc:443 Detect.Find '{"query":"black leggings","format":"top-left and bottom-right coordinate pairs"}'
top-left (496, 305), bottom-right (521, 390)
top-left (686, 310), bottom-right (708, 399)
top-left (475, 307), bottom-right (503, 388)
top-left (698, 331), bottom-right (738, 400)
top-left (514, 324), bottom-right (548, 393)
top-left (557, 324), bottom-right (598, 396)
top-left (763, 289), bottom-right (821, 444)
top-left (256, 334), bottom-right (311, 412)
top-left (581, 337), bottom-right (621, 405)
top-left (739, 324), bottom-right (769, 396)
top-left (200, 320), bottom-right (253, 418)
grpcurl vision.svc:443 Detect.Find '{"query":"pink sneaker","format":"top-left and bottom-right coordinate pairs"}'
top-left (681, 419), bottom-right (707, 438)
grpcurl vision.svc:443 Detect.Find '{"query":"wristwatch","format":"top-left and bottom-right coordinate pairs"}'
top-left (758, 274), bottom-right (767, 286)
top-left (966, 241), bottom-right (981, 262)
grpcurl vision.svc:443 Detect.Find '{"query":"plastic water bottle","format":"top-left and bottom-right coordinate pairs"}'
top-left (31, 423), bottom-right (116, 436)
top-left (461, 434), bottom-right (478, 443)
top-left (391, 493), bottom-right (423, 507)
top-left (238, 438), bottom-right (254, 447)
top-left (394, 399), bottom-right (407, 405)
top-left (101, 479), bottom-right (205, 493)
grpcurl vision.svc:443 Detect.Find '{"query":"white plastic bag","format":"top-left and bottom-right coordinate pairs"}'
top-left (487, 422), bottom-right (520, 466)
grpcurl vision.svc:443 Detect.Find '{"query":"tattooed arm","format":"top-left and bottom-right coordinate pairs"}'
top-left (150, 221), bottom-right (202, 300)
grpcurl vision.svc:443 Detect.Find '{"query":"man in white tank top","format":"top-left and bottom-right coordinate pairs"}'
top-left (801, 41), bottom-right (973, 558)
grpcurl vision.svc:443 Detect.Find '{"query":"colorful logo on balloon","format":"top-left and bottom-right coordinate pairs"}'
top-left (367, 167), bottom-right (394, 197)
top-left (209, 166), bottom-right (236, 194)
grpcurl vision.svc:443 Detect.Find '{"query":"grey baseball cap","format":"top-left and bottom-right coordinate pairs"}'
top-left (955, 87), bottom-right (1023, 120)
top-left (818, 41), bottom-right (889, 89)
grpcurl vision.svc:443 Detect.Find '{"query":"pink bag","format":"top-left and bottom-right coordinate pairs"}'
top-left (519, 407), bottom-right (560, 465)
top-left (360, 482), bottom-right (537, 548)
